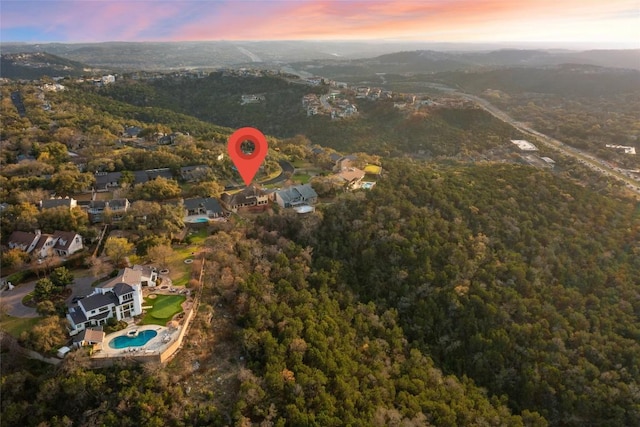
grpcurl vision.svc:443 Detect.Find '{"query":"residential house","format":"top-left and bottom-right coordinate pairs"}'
top-left (334, 157), bottom-right (366, 191)
top-left (123, 126), bottom-right (142, 138)
top-left (274, 184), bottom-right (318, 208)
top-left (39, 197), bottom-right (78, 210)
top-left (144, 168), bottom-right (174, 181)
top-left (101, 75), bottom-right (116, 85)
top-left (103, 266), bottom-right (158, 288)
top-left (88, 198), bottom-right (130, 223)
top-left (180, 165), bottom-right (211, 182)
top-left (334, 155), bottom-right (358, 172)
top-left (356, 87), bottom-right (370, 98)
top-left (73, 327), bottom-right (105, 351)
top-left (30, 233), bottom-right (58, 259)
top-left (305, 76), bottom-right (323, 86)
top-left (94, 168), bottom-right (176, 191)
top-left (94, 171), bottom-right (122, 191)
top-left (336, 168), bottom-right (366, 190)
top-left (368, 88), bottom-right (382, 100)
top-left (7, 230), bottom-right (83, 258)
top-left (52, 230), bottom-right (84, 257)
top-left (133, 170), bottom-right (149, 185)
top-left (220, 185), bottom-right (269, 212)
top-left (183, 197), bottom-right (225, 219)
top-left (7, 230), bottom-right (41, 253)
top-left (130, 265), bottom-right (159, 286)
top-left (241, 94), bottom-right (265, 104)
top-left (157, 133), bottom-right (182, 145)
top-left (67, 278), bottom-right (143, 335)
top-left (329, 153), bottom-right (343, 163)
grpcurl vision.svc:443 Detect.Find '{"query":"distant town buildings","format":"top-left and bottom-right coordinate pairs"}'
top-left (606, 144), bottom-right (636, 155)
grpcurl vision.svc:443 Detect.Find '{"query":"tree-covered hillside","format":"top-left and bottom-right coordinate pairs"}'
top-left (291, 160), bottom-right (640, 425)
top-left (99, 73), bottom-right (524, 156)
top-left (2, 218), bottom-right (536, 426)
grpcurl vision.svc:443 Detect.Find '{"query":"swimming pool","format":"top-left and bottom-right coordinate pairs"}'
top-left (108, 330), bottom-right (158, 349)
top-left (189, 217), bottom-right (209, 223)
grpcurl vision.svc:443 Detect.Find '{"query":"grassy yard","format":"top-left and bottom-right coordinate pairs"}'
top-left (141, 295), bottom-right (186, 326)
top-left (168, 229), bottom-right (208, 286)
top-left (0, 314), bottom-right (41, 338)
top-left (291, 173), bottom-right (312, 184)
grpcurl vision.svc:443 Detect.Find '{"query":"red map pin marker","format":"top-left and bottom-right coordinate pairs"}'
top-left (227, 127), bottom-right (268, 186)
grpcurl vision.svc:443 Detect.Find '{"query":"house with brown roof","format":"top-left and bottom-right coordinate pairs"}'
top-left (335, 167), bottom-right (366, 190)
top-left (32, 233), bottom-right (58, 259)
top-left (52, 230), bottom-right (83, 257)
top-left (7, 230), bottom-right (41, 253)
top-left (220, 185), bottom-right (269, 213)
top-left (73, 327), bottom-right (105, 351)
top-left (7, 229), bottom-right (83, 259)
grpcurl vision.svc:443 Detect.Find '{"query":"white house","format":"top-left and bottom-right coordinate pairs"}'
top-left (31, 233), bottom-right (58, 259)
top-left (7, 230), bottom-right (83, 258)
top-left (52, 230), bottom-right (83, 257)
top-left (7, 230), bottom-right (41, 253)
top-left (67, 281), bottom-right (143, 335)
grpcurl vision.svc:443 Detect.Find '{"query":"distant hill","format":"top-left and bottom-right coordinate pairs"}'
top-left (298, 48), bottom-right (640, 79)
top-left (434, 64), bottom-right (640, 98)
top-left (1, 41), bottom-right (637, 73)
top-left (0, 52), bottom-right (97, 79)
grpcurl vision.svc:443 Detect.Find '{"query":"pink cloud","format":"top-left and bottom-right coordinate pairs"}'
top-left (2, 0), bottom-right (638, 43)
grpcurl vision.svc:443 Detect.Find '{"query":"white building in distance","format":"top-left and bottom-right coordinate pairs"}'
top-left (511, 140), bottom-right (538, 151)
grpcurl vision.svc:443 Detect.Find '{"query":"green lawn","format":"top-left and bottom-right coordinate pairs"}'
top-left (141, 295), bottom-right (186, 325)
top-left (169, 229), bottom-right (207, 286)
top-left (292, 173), bottom-right (312, 184)
top-left (0, 314), bottom-right (42, 338)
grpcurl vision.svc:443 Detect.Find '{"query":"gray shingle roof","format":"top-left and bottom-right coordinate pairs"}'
top-left (79, 292), bottom-right (119, 312)
top-left (183, 197), bottom-right (223, 213)
top-left (40, 198), bottom-right (75, 209)
top-left (112, 282), bottom-right (134, 298)
top-left (68, 307), bottom-right (87, 324)
top-left (94, 172), bottom-right (122, 188)
top-left (276, 184), bottom-right (317, 205)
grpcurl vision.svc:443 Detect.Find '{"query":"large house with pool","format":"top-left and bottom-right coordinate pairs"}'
top-left (67, 280), bottom-right (143, 336)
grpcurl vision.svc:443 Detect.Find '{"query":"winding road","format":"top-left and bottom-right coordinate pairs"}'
top-left (451, 90), bottom-right (640, 196)
top-left (224, 160), bottom-right (293, 190)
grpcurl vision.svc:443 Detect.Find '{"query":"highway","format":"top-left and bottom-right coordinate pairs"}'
top-left (455, 91), bottom-right (640, 196)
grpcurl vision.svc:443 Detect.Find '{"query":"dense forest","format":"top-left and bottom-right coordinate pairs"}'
top-left (279, 160), bottom-right (639, 425)
top-left (2, 214), bottom-right (538, 426)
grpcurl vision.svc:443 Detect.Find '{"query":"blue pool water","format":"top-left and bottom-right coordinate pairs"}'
top-left (109, 330), bottom-right (158, 349)
top-left (190, 217), bottom-right (209, 223)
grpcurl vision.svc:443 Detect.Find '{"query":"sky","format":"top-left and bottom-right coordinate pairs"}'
top-left (1, 0), bottom-right (639, 47)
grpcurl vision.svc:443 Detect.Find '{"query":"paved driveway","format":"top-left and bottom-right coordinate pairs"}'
top-left (1, 280), bottom-right (38, 318)
top-left (1, 272), bottom-right (97, 318)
